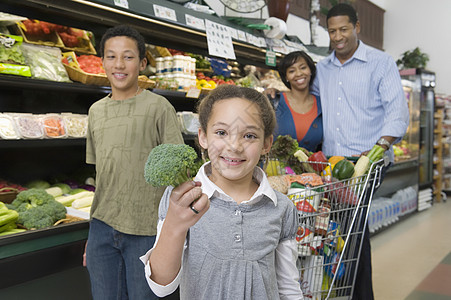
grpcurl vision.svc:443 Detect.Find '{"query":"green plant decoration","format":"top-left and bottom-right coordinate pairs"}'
top-left (396, 47), bottom-right (429, 69)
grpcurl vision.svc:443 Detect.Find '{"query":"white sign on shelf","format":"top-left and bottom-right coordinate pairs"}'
top-left (185, 14), bottom-right (205, 31)
top-left (186, 88), bottom-right (201, 99)
top-left (114, 0), bottom-right (129, 9)
top-left (257, 37), bottom-right (267, 48)
top-left (284, 39), bottom-right (308, 52)
top-left (227, 27), bottom-right (238, 40)
top-left (236, 30), bottom-right (247, 42)
top-left (266, 38), bottom-right (289, 54)
top-left (153, 4), bottom-right (177, 22)
top-left (205, 19), bottom-right (236, 60)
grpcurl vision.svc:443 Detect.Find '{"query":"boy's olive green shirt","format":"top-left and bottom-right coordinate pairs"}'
top-left (86, 90), bottom-right (184, 236)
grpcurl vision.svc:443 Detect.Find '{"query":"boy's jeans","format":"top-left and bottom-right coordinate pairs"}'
top-left (86, 218), bottom-right (158, 300)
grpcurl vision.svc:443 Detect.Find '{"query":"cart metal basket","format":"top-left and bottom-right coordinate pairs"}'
top-left (287, 160), bottom-right (385, 299)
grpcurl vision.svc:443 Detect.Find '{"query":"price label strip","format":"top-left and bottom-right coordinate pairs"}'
top-left (153, 4), bottom-right (177, 22)
top-left (114, 0), bottom-right (129, 9)
top-left (185, 14), bottom-right (205, 31)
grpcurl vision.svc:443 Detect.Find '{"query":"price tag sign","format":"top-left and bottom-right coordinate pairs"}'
top-left (205, 20), bottom-right (236, 60)
top-left (236, 30), bottom-right (247, 42)
top-left (114, 0), bottom-right (129, 9)
top-left (185, 14), bottom-right (205, 31)
top-left (153, 4), bottom-right (177, 22)
top-left (186, 88), bottom-right (201, 99)
top-left (227, 27), bottom-right (238, 40)
top-left (265, 50), bottom-right (276, 67)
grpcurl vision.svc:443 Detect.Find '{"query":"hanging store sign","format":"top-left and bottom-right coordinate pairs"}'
top-left (205, 20), bottom-right (236, 60)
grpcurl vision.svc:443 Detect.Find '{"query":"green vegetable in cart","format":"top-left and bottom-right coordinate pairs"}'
top-left (144, 144), bottom-right (201, 187)
top-left (332, 159), bottom-right (355, 180)
top-left (352, 144), bottom-right (385, 179)
top-left (294, 148), bottom-right (315, 173)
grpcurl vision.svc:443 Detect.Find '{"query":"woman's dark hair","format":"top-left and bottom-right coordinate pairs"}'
top-left (278, 51), bottom-right (316, 89)
top-left (327, 3), bottom-right (358, 27)
top-left (197, 84), bottom-right (276, 139)
top-left (99, 25), bottom-right (146, 60)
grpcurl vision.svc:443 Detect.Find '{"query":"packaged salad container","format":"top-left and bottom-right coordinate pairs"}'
top-left (62, 113), bottom-right (88, 138)
top-left (0, 113), bottom-right (20, 139)
top-left (42, 113), bottom-right (67, 138)
top-left (13, 113), bottom-right (44, 139)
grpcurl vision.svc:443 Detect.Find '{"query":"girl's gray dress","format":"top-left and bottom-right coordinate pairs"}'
top-left (159, 187), bottom-right (298, 300)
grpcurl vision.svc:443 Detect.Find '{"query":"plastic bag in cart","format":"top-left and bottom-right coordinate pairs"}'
top-left (323, 179), bottom-right (359, 206)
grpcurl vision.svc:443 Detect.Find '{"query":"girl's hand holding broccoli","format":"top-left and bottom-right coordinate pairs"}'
top-left (149, 181), bottom-right (209, 286)
top-left (165, 181), bottom-right (209, 233)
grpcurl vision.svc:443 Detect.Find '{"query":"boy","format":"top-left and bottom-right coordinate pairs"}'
top-left (85, 25), bottom-right (183, 299)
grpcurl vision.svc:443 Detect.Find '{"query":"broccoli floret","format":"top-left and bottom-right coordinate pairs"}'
top-left (11, 189), bottom-right (67, 230)
top-left (144, 144), bottom-right (201, 187)
top-left (18, 207), bottom-right (54, 230)
top-left (44, 200), bottom-right (67, 222)
top-left (11, 188), bottom-right (54, 210)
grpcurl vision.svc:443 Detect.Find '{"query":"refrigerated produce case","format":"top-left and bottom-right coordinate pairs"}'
top-left (374, 76), bottom-right (420, 205)
top-left (398, 68), bottom-right (435, 210)
top-left (400, 69), bottom-right (435, 189)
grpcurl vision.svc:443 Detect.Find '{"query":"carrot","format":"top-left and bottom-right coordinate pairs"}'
top-left (44, 117), bottom-right (65, 137)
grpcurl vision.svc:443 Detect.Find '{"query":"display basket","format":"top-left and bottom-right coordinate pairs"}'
top-left (0, 188), bottom-right (18, 204)
top-left (64, 64), bottom-right (155, 89)
top-left (63, 64), bottom-right (109, 86)
top-left (15, 22), bottom-right (63, 48)
top-left (16, 22), bottom-right (96, 55)
top-left (287, 159), bottom-right (385, 299)
top-left (53, 214), bottom-right (86, 226)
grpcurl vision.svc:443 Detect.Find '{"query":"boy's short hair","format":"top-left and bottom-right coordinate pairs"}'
top-left (327, 3), bottom-right (358, 27)
top-left (99, 25), bottom-right (146, 60)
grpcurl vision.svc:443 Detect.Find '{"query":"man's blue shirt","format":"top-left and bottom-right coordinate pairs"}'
top-left (312, 41), bottom-right (409, 161)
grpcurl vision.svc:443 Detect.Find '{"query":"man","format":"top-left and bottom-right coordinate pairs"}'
top-left (311, 3), bottom-right (409, 299)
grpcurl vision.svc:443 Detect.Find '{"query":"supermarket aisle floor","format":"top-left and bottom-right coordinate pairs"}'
top-left (371, 198), bottom-right (451, 299)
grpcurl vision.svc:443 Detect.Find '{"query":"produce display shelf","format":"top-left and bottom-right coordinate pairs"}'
top-left (0, 221), bottom-right (89, 260)
top-left (0, 74), bottom-right (111, 94)
top-left (0, 221), bottom-right (89, 289)
top-left (0, 138), bottom-right (86, 149)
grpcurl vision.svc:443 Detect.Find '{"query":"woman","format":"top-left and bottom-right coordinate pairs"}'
top-left (270, 51), bottom-right (322, 152)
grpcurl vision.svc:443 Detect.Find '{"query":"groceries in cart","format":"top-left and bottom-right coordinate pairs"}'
top-left (265, 135), bottom-right (385, 179)
top-left (264, 136), bottom-right (386, 299)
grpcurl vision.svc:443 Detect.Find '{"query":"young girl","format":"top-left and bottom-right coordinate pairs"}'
top-left (140, 85), bottom-right (303, 299)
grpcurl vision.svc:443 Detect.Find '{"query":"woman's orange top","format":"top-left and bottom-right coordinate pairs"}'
top-left (283, 93), bottom-right (318, 142)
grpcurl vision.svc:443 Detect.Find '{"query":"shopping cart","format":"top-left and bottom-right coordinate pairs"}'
top-left (286, 159), bottom-right (385, 300)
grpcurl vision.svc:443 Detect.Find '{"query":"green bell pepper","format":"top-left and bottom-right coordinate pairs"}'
top-left (332, 159), bottom-right (355, 180)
